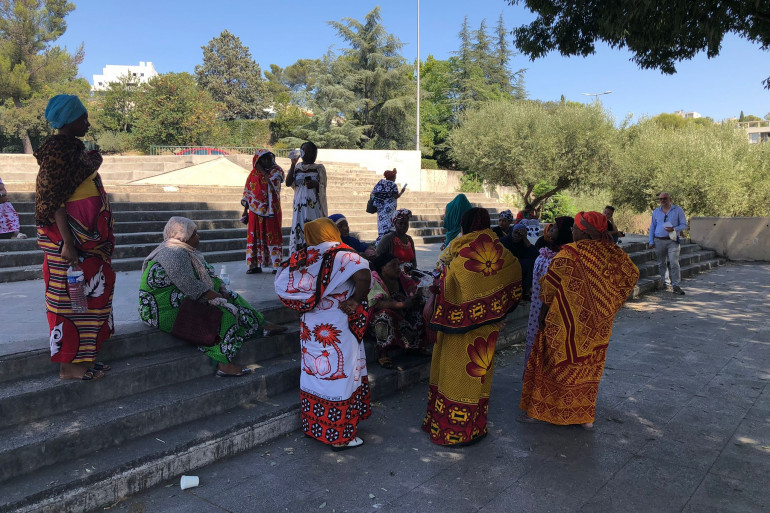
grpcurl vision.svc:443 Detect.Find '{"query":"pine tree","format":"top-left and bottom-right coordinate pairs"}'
top-left (194, 30), bottom-right (268, 120)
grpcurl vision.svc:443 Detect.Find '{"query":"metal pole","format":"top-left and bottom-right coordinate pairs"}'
top-left (416, 0), bottom-right (420, 152)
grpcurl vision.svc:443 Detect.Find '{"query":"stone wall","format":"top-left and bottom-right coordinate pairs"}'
top-left (690, 217), bottom-right (770, 261)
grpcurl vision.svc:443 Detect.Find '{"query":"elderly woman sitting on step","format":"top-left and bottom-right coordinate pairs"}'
top-left (139, 216), bottom-right (286, 377)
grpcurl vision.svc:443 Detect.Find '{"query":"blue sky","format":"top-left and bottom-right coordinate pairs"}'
top-left (58, 0), bottom-right (768, 122)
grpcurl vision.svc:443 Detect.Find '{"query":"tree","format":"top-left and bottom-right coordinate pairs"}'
top-left (91, 73), bottom-right (138, 133)
top-left (507, 0), bottom-right (770, 88)
top-left (194, 30), bottom-right (268, 120)
top-left (450, 100), bottom-right (618, 211)
top-left (0, 0), bottom-right (84, 153)
top-left (419, 56), bottom-right (454, 164)
top-left (328, 6), bottom-right (416, 149)
top-left (131, 73), bottom-right (225, 152)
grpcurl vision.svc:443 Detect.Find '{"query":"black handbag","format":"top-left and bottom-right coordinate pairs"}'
top-left (366, 196), bottom-right (377, 214)
top-left (171, 298), bottom-right (223, 346)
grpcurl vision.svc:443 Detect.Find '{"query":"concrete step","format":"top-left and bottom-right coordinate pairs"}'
top-left (631, 258), bottom-right (723, 298)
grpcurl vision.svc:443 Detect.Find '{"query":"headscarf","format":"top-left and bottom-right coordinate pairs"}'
top-left (393, 208), bottom-right (412, 222)
top-left (142, 216), bottom-right (214, 289)
top-left (498, 209), bottom-right (514, 222)
top-left (252, 149), bottom-right (274, 168)
top-left (384, 169), bottom-right (397, 180)
top-left (461, 207), bottom-right (491, 234)
top-left (512, 222), bottom-right (528, 233)
top-left (444, 194), bottom-right (472, 246)
top-left (45, 95), bottom-right (87, 129)
top-left (328, 213), bottom-right (346, 224)
top-left (575, 211), bottom-right (613, 243)
top-left (304, 218), bottom-right (342, 246)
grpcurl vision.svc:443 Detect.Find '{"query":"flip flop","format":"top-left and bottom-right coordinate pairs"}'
top-left (215, 368), bottom-right (253, 378)
top-left (60, 369), bottom-right (105, 381)
top-left (378, 356), bottom-right (393, 369)
top-left (246, 268), bottom-right (262, 274)
top-left (89, 362), bottom-right (111, 372)
top-left (331, 437), bottom-right (364, 452)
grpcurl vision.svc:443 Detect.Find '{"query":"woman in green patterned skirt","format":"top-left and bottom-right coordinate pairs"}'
top-left (138, 217), bottom-right (271, 376)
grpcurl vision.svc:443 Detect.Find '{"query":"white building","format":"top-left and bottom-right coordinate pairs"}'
top-left (92, 62), bottom-right (158, 91)
top-left (674, 110), bottom-right (702, 119)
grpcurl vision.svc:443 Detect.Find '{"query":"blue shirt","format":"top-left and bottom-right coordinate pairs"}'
top-left (649, 205), bottom-right (687, 245)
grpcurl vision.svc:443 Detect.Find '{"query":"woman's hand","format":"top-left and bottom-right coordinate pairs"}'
top-left (340, 298), bottom-right (360, 315)
top-left (203, 290), bottom-right (224, 301)
top-left (60, 241), bottom-right (79, 266)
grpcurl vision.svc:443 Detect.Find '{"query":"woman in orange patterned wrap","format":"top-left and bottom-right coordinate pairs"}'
top-left (422, 208), bottom-right (522, 446)
top-left (519, 211), bottom-right (639, 429)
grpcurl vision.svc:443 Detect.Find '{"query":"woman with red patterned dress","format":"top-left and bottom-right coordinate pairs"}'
top-left (241, 149), bottom-right (284, 274)
top-left (274, 218), bottom-right (372, 450)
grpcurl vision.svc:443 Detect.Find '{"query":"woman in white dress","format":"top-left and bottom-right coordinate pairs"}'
top-left (286, 141), bottom-right (327, 253)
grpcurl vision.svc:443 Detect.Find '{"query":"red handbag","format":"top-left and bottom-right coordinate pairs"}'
top-left (171, 298), bottom-right (223, 346)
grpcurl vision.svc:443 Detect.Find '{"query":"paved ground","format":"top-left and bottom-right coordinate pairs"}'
top-left (105, 262), bottom-right (770, 513)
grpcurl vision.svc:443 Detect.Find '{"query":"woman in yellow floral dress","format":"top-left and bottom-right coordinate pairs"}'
top-left (422, 208), bottom-right (522, 446)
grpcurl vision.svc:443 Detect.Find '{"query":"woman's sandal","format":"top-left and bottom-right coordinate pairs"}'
top-left (378, 356), bottom-right (393, 369)
top-left (61, 369), bottom-right (105, 381)
top-left (246, 267), bottom-right (262, 274)
top-left (331, 437), bottom-right (364, 452)
top-left (215, 368), bottom-right (253, 378)
top-left (89, 362), bottom-right (111, 372)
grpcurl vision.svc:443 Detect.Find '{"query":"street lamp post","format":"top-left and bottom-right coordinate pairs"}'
top-left (416, 0), bottom-right (420, 152)
top-left (582, 90), bottom-right (612, 102)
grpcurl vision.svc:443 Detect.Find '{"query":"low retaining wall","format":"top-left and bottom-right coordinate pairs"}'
top-left (690, 217), bottom-right (770, 261)
top-left (317, 149), bottom-right (422, 188)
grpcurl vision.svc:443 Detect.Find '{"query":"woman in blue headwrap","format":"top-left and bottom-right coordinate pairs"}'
top-left (442, 194), bottom-right (472, 249)
top-left (34, 95), bottom-right (116, 381)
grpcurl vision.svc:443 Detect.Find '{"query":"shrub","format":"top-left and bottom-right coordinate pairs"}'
top-left (421, 158), bottom-right (438, 169)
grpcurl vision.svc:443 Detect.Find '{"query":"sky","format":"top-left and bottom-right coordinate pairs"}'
top-left (56, 0), bottom-right (769, 123)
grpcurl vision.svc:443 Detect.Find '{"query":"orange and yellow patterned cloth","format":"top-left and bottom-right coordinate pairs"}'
top-left (520, 240), bottom-right (639, 425)
top-left (423, 228), bottom-right (522, 445)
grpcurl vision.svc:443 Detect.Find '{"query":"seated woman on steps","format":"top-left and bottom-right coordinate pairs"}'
top-left (138, 217), bottom-right (286, 377)
top-left (367, 252), bottom-right (427, 369)
top-left (328, 213), bottom-right (375, 258)
top-left (0, 177), bottom-right (27, 239)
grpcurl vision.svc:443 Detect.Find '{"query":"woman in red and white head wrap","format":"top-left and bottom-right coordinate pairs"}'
top-left (241, 149), bottom-right (284, 273)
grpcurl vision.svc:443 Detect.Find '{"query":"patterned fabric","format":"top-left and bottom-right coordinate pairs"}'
top-left (575, 211), bottom-right (613, 243)
top-left (275, 241), bottom-right (372, 445)
top-left (393, 208), bottom-right (412, 222)
top-left (139, 259), bottom-right (264, 363)
top-left (524, 247), bottom-right (558, 370)
top-left (371, 179), bottom-right (399, 244)
top-left (498, 210), bottom-right (513, 222)
top-left (289, 163), bottom-right (327, 253)
top-left (367, 271), bottom-right (425, 352)
top-left (37, 172), bottom-right (115, 364)
top-left (242, 163), bottom-right (284, 269)
top-left (34, 135), bottom-right (103, 225)
top-left (430, 229), bottom-right (522, 333)
top-left (520, 240), bottom-right (639, 425)
top-left (422, 229), bottom-right (522, 445)
top-left (0, 179), bottom-right (20, 234)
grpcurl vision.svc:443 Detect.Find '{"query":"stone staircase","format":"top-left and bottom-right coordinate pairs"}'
top-left (0, 157), bottom-right (505, 283)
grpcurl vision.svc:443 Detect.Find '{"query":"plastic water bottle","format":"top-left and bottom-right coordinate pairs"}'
top-left (67, 266), bottom-right (88, 313)
top-left (219, 265), bottom-right (230, 287)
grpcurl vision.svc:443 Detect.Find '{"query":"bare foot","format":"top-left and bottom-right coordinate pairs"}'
top-left (581, 422), bottom-right (594, 430)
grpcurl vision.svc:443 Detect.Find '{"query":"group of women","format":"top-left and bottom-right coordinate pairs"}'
top-left (33, 93), bottom-right (639, 453)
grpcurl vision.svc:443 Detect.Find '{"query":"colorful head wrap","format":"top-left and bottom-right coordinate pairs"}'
top-left (498, 209), bottom-right (514, 222)
top-left (575, 211), bottom-right (612, 242)
top-left (252, 149), bottom-right (274, 168)
top-left (393, 208), bottom-right (412, 222)
top-left (45, 95), bottom-right (87, 129)
top-left (461, 207), bottom-right (491, 234)
top-left (384, 169), bottom-right (397, 180)
top-left (304, 218), bottom-right (342, 246)
top-left (444, 194), bottom-right (473, 246)
top-left (328, 213), bottom-right (346, 224)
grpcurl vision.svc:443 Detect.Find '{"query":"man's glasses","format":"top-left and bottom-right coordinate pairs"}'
top-left (658, 197), bottom-right (669, 201)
